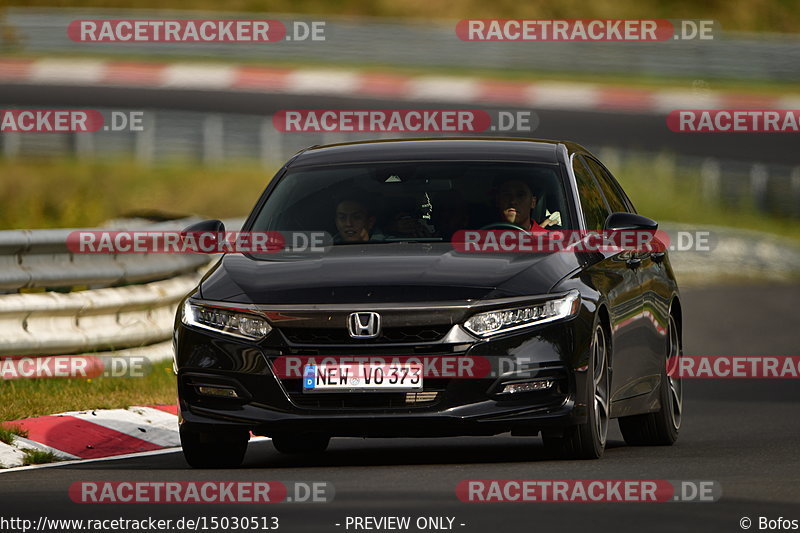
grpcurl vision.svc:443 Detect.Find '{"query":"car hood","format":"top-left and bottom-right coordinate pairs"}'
top-left (199, 244), bottom-right (581, 305)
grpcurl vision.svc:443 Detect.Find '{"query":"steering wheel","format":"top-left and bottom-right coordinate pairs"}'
top-left (480, 222), bottom-right (527, 231)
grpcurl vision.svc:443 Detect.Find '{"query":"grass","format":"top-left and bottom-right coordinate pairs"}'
top-left (0, 362), bottom-right (177, 422)
top-left (2, 0), bottom-right (800, 33)
top-left (20, 449), bottom-right (59, 466)
top-left (0, 157), bottom-right (275, 229)
top-left (0, 424), bottom-right (28, 445)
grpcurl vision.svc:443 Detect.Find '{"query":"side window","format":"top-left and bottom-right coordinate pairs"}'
top-left (584, 157), bottom-right (634, 214)
top-left (608, 168), bottom-right (637, 214)
top-left (571, 156), bottom-right (609, 231)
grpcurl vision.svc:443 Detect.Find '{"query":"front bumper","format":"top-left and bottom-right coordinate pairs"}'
top-left (174, 308), bottom-right (595, 438)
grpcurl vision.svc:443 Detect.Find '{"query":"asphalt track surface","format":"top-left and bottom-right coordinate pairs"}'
top-left (0, 284), bottom-right (798, 533)
top-left (0, 83), bottom-right (797, 165)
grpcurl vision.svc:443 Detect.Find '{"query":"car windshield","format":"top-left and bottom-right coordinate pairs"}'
top-left (250, 161), bottom-right (572, 247)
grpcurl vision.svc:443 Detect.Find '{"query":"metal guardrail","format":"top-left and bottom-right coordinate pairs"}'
top-left (0, 217), bottom-right (243, 358)
top-left (662, 222), bottom-right (800, 284)
top-left (0, 274), bottom-right (195, 356)
top-left (0, 217), bottom-right (209, 293)
top-left (2, 8), bottom-right (800, 81)
top-left (0, 217), bottom-right (208, 357)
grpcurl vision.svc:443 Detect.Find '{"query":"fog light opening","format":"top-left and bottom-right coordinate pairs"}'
top-left (197, 385), bottom-right (240, 398)
top-left (501, 380), bottom-right (554, 394)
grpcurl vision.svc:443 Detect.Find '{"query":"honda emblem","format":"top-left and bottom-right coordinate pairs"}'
top-left (347, 312), bottom-right (381, 338)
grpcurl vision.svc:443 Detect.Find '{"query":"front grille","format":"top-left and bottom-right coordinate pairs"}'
top-left (280, 325), bottom-right (450, 344)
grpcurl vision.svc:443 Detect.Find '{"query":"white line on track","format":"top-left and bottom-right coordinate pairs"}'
top-left (0, 437), bottom-right (271, 474)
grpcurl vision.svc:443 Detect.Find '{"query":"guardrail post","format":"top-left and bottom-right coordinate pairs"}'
top-left (260, 115), bottom-right (283, 167)
top-left (74, 130), bottom-right (94, 158)
top-left (750, 164), bottom-right (768, 212)
top-left (202, 114), bottom-right (224, 163)
top-left (1, 132), bottom-right (21, 158)
top-left (135, 111), bottom-right (156, 164)
top-left (700, 158), bottom-right (721, 201)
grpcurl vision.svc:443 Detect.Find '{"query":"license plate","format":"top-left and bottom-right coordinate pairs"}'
top-left (302, 363), bottom-right (423, 392)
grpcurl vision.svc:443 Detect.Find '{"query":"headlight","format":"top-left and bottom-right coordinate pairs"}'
top-left (463, 290), bottom-right (580, 337)
top-left (181, 301), bottom-right (272, 340)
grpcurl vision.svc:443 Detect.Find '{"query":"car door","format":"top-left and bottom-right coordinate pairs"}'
top-left (572, 155), bottom-right (648, 410)
top-left (585, 156), bottom-right (670, 388)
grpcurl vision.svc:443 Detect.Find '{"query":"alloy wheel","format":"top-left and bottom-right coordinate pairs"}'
top-left (593, 324), bottom-right (610, 447)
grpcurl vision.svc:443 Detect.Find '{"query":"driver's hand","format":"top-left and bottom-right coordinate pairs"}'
top-left (542, 210), bottom-right (562, 228)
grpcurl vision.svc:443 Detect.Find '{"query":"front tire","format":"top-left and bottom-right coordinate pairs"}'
top-left (618, 314), bottom-right (682, 446)
top-left (180, 426), bottom-right (249, 468)
top-left (543, 322), bottom-right (610, 459)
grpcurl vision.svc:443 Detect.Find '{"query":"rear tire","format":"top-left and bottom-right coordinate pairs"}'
top-left (272, 434), bottom-right (330, 454)
top-left (618, 314), bottom-right (682, 446)
top-left (180, 426), bottom-right (248, 468)
top-left (543, 322), bottom-right (610, 460)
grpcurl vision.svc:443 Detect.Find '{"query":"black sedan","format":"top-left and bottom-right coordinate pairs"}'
top-left (174, 138), bottom-right (683, 467)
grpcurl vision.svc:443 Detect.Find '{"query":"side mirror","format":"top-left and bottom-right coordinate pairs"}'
top-left (603, 212), bottom-right (666, 255)
top-left (183, 219), bottom-right (226, 233)
top-left (603, 212), bottom-right (658, 231)
top-left (181, 219), bottom-right (226, 251)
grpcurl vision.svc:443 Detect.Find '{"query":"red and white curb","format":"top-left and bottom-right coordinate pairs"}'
top-left (0, 405), bottom-right (179, 469)
top-left (1, 57), bottom-right (798, 114)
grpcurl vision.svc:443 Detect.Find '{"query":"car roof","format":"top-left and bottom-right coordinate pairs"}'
top-left (289, 137), bottom-right (588, 167)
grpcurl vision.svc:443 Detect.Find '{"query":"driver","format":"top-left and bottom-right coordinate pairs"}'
top-left (494, 179), bottom-right (558, 232)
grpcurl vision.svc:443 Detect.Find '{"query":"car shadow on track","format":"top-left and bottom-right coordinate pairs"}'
top-left (242, 436), bottom-right (632, 469)
top-left (57, 436), bottom-right (631, 471)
